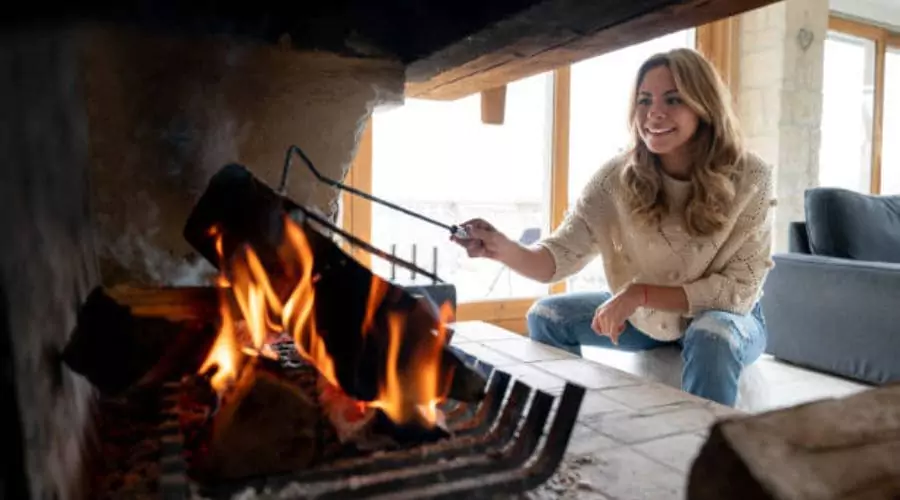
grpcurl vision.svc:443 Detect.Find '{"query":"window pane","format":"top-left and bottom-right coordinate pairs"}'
top-left (371, 73), bottom-right (553, 302)
top-left (566, 29), bottom-right (695, 293)
top-left (881, 46), bottom-right (900, 194)
top-left (819, 31), bottom-right (876, 192)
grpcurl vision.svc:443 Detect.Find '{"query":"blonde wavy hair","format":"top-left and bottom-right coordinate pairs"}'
top-left (621, 47), bottom-right (744, 237)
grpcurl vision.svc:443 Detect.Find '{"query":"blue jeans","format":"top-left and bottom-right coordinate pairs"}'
top-left (526, 291), bottom-right (767, 407)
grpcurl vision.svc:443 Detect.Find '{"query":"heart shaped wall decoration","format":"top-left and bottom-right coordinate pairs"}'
top-left (797, 28), bottom-right (814, 52)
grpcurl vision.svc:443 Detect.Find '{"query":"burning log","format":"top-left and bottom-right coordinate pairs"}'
top-left (62, 287), bottom-right (217, 395)
top-left (192, 355), bottom-right (320, 481)
top-left (181, 162), bottom-right (486, 421)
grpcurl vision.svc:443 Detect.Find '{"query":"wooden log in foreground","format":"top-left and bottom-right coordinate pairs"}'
top-left (688, 384), bottom-right (900, 500)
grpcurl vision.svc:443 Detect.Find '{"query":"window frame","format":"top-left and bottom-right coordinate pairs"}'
top-left (340, 22), bottom-right (737, 332)
top-left (828, 15), bottom-right (900, 195)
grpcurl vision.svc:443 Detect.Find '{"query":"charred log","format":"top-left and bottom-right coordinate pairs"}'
top-left (62, 287), bottom-right (216, 395)
top-left (182, 161), bottom-right (486, 407)
top-left (192, 357), bottom-right (320, 481)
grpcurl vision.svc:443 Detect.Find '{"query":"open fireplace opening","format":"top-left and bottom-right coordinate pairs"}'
top-left (60, 150), bottom-right (585, 498)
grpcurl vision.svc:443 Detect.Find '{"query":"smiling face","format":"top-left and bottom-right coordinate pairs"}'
top-left (634, 65), bottom-right (700, 174)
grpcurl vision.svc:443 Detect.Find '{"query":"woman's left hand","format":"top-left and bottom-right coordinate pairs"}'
top-left (591, 284), bottom-right (643, 344)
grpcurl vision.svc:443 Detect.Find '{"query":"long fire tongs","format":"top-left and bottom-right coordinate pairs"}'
top-left (278, 145), bottom-right (458, 284)
top-left (279, 145), bottom-right (470, 239)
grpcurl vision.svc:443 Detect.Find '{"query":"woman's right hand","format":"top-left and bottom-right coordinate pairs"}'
top-left (451, 218), bottom-right (515, 262)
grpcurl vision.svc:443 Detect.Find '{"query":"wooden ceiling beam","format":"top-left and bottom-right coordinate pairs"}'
top-left (480, 85), bottom-right (508, 125)
top-left (405, 0), bottom-right (778, 101)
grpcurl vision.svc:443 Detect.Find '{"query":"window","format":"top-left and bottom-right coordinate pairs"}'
top-left (343, 23), bottom-right (730, 330)
top-left (881, 46), bottom-right (900, 194)
top-left (819, 31), bottom-right (876, 192)
top-left (566, 29), bottom-right (696, 292)
top-left (370, 72), bottom-right (553, 302)
top-left (823, 16), bottom-right (900, 195)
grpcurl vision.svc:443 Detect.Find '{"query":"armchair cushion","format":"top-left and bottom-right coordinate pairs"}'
top-left (804, 187), bottom-right (900, 263)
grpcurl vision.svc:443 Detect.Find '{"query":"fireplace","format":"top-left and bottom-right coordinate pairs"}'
top-left (85, 292), bottom-right (585, 499)
top-left (56, 147), bottom-right (586, 498)
top-left (1, 1), bottom-right (779, 498)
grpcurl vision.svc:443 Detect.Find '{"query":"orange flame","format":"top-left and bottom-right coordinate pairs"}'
top-left (369, 312), bottom-right (406, 422)
top-left (362, 277), bottom-right (390, 337)
top-left (200, 298), bottom-right (238, 392)
top-left (198, 215), bottom-right (455, 427)
top-left (369, 302), bottom-right (455, 425)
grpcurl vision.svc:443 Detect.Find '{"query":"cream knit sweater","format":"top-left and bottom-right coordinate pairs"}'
top-left (537, 152), bottom-right (776, 341)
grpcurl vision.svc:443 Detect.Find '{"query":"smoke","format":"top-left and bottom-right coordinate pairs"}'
top-left (105, 56), bottom-right (249, 287)
top-left (103, 226), bottom-right (217, 286)
top-left (98, 187), bottom-right (217, 287)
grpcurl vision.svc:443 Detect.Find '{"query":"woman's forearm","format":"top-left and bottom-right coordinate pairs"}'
top-left (500, 244), bottom-right (557, 284)
top-left (639, 284), bottom-right (689, 313)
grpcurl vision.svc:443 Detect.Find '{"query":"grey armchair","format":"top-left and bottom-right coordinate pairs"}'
top-left (760, 188), bottom-right (900, 385)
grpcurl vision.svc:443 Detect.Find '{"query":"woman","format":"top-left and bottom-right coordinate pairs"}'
top-left (452, 48), bottom-right (775, 407)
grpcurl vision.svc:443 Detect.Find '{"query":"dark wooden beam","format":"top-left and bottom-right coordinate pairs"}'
top-left (405, 0), bottom-right (778, 101)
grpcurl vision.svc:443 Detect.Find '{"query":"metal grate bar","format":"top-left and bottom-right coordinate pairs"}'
top-left (313, 386), bottom-right (557, 499)
top-left (165, 364), bottom-right (585, 500)
top-left (297, 372), bottom-right (515, 478)
top-left (377, 382), bottom-right (586, 500)
top-left (195, 370), bottom-right (512, 498)
top-left (268, 378), bottom-right (531, 491)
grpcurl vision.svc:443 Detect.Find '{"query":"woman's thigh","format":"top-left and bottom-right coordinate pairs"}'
top-left (526, 290), bottom-right (670, 353)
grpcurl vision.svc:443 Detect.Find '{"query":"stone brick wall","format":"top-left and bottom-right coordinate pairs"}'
top-left (81, 26), bottom-right (405, 286)
top-left (0, 22), bottom-right (405, 499)
top-left (736, 0), bottom-right (829, 252)
top-left (0, 27), bottom-right (100, 500)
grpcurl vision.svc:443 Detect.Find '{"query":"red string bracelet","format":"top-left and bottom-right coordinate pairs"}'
top-left (642, 285), bottom-right (649, 306)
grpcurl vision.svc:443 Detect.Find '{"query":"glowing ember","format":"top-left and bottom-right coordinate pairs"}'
top-left (197, 215), bottom-right (454, 427)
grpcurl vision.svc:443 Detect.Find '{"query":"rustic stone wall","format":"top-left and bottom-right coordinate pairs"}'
top-left (735, 0), bottom-right (829, 252)
top-left (80, 26), bottom-right (405, 286)
top-left (0, 27), bottom-right (100, 500)
top-left (0, 21), bottom-right (405, 499)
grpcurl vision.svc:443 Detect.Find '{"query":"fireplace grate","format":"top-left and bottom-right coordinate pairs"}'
top-left (157, 345), bottom-right (585, 499)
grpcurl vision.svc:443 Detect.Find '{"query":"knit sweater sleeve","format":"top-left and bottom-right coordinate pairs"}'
top-left (536, 158), bottom-right (617, 283)
top-left (682, 157), bottom-right (776, 315)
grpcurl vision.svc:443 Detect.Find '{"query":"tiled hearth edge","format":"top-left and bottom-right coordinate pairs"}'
top-left (451, 321), bottom-right (743, 499)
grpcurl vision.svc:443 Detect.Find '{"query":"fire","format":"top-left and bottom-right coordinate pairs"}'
top-left (362, 277), bottom-right (389, 337)
top-left (198, 216), bottom-right (454, 427)
top-left (369, 302), bottom-right (455, 425)
top-left (199, 299), bottom-right (238, 392)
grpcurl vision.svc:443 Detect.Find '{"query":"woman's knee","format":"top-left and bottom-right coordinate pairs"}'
top-left (684, 311), bottom-right (744, 353)
top-left (682, 308), bottom-right (767, 372)
top-left (681, 311), bottom-right (751, 406)
top-left (526, 295), bottom-right (566, 341)
top-left (525, 291), bottom-right (610, 344)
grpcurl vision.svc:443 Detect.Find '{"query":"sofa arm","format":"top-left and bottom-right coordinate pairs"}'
top-left (761, 253), bottom-right (900, 384)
